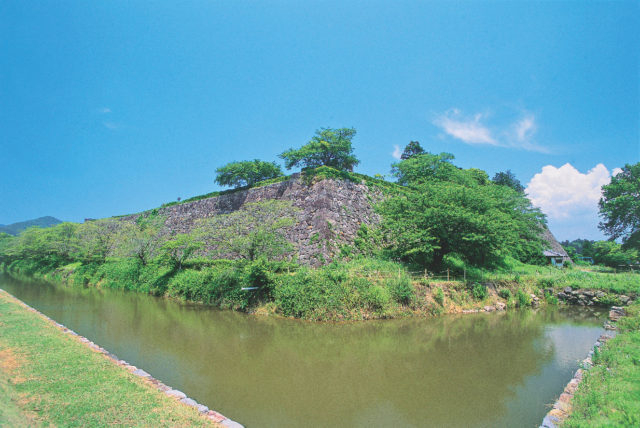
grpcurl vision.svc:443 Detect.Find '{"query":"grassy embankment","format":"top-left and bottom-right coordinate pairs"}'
top-left (1, 167), bottom-right (637, 321)
top-left (0, 290), bottom-right (218, 427)
top-left (3, 256), bottom-right (638, 322)
top-left (563, 301), bottom-right (640, 427)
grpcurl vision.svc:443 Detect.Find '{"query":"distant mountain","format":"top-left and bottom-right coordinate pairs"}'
top-left (0, 216), bottom-right (63, 236)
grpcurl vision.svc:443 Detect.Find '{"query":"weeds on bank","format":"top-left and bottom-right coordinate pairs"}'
top-left (563, 302), bottom-right (640, 427)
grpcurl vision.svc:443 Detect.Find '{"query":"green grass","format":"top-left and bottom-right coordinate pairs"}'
top-left (563, 303), bottom-right (640, 427)
top-left (0, 290), bottom-right (218, 427)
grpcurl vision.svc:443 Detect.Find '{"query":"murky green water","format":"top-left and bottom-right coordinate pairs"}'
top-left (1, 274), bottom-right (606, 427)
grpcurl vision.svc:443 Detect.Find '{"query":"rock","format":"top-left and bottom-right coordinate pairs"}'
top-left (133, 369), bottom-right (151, 378)
top-left (166, 389), bottom-right (187, 399)
top-left (595, 291), bottom-right (606, 299)
top-left (221, 419), bottom-right (245, 428)
top-left (603, 321), bottom-right (617, 330)
top-left (195, 404), bottom-right (209, 413)
top-left (564, 287), bottom-right (572, 294)
top-left (483, 305), bottom-right (495, 312)
top-left (609, 306), bottom-right (626, 321)
top-left (495, 302), bottom-right (506, 311)
top-left (583, 290), bottom-right (594, 297)
top-left (541, 412), bottom-right (561, 428)
top-left (619, 295), bottom-right (631, 304)
top-left (180, 397), bottom-right (198, 407)
top-left (557, 292), bottom-right (568, 300)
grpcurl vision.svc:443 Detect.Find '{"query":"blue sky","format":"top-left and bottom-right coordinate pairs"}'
top-left (1, 1), bottom-right (638, 241)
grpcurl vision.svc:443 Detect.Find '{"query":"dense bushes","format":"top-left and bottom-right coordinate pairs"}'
top-left (274, 259), bottom-right (415, 320)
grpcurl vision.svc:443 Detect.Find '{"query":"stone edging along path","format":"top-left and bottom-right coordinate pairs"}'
top-left (0, 288), bottom-right (244, 428)
top-left (539, 306), bottom-right (626, 428)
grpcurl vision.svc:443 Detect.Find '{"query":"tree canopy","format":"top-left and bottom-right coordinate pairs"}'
top-left (279, 127), bottom-right (359, 171)
top-left (381, 153), bottom-right (545, 268)
top-left (215, 160), bottom-right (283, 189)
top-left (599, 162), bottom-right (640, 250)
top-left (492, 170), bottom-right (525, 193)
top-left (400, 141), bottom-right (426, 160)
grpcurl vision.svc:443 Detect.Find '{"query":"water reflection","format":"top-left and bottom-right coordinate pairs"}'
top-left (0, 275), bottom-right (605, 427)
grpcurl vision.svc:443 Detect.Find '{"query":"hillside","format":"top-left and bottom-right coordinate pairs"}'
top-left (0, 216), bottom-right (62, 236)
top-left (129, 171), bottom-right (566, 267)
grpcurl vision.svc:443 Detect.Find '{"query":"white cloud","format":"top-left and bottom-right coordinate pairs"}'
top-left (433, 108), bottom-right (549, 153)
top-left (526, 163), bottom-right (612, 219)
top-left (514, 115), bottom-right (536, 142)
top-left (526, 163), bottom-right (616, 240)
top-left (392, 145), bottom-right (402, 160)
top-left (612, 167), bottom-right (623, 176)
top-left (433, 110), bottom-right (497, 145)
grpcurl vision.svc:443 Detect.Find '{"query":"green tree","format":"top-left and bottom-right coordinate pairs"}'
top-left (391, 152), bottom-right (457, 186)
top-left (382, 155), bottom-right (545, 268)
top-left (195, 200), bottom-right (298, 261)
top-left (215, 159), bottom-right (283, 188)
top-left (279, 127), bottom-right (359, 171)
top-left (492, 170), bottom-right (525, 193)
top-left (113, 216), bottom-right (165, 266)
top-left (76, 219), bottom-right (122, 263)
top-left (158, 233), bottom-right (202, 271)
top-left (591, 240), bottom-right (639, 268)
top-left (599, 162), bottom-right (640, 250)
top-left (400, 141), bottom-right (426, 160)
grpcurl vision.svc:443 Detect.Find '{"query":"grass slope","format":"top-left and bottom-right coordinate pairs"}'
top-left (0, 290), bottom-right (218, 427)
top-left (564, 302), bottom-right (640, 427)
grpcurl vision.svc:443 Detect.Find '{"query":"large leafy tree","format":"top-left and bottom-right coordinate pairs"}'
top-left (279, 127), bottom-right (359, 171)
top-left (113, 215), bottom-right (165, 266)
top-left (400, 141), bottom-right (426, 160)
top-left (381, 153), bottom-right (545, 268)
top-left (599, 162), bottom-right (640, 250)
top-left (492, 170), bottom-right (525, 193)
top-left (215, 160), bottom-right (283, 189)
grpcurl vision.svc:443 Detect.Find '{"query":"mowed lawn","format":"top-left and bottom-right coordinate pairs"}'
top-left (0, 290), bottom-right (218, 427)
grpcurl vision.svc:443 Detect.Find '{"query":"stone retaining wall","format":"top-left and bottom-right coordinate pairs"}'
top-left (127, 176), bottom-right (381, 267)
top-left (554, 287), bottom-right (634, 307)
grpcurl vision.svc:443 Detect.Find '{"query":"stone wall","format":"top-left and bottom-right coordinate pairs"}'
top-left (128, 176), bottom-right (381, 266)
top-left (124, 174), bottom-right (571, 267)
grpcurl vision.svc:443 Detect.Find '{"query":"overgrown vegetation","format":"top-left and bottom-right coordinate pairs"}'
top-left (1, 137), bottom-right (637, 321)
top-left (564, 302), bottom-right (640, 427)
top-left (562, 238), bottom-right (639, 269)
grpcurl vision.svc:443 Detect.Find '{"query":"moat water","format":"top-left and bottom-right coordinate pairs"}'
top-left (1, 274), bottom-right (606, 427)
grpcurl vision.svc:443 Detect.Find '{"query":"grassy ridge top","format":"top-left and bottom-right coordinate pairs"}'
top-left (152, 166), bottom-right (405, 211)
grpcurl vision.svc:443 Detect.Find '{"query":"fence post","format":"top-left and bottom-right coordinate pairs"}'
top-left (447, 269), bottom-right (450, 281)
top-left (424, 268), bottom-right (427, 279)
top-left (464, 269), bottom-right (466, 283)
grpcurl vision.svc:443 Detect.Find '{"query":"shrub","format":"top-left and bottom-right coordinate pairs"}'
top-left (244, 258), bottom-right (276, 299)
top-left (167, 269), bottom-right (211, 302)
top-left (498, 288), bottom-right (512, 299)
top-left (537, 278), bottom-right (556, 288)
top-left (516, 288), bottom-right (532, 307)
top-left (433, 287), bottom-right (445, 305)
top-left (94, 259), bottom-right (142, 291)
top-left (544, 291), bottom-right (559, 305)
top-left (471, 282), bottom-right (488, 300)
top-left (386, 275), bottom-right (415, 305)
top-left (274, 270), bottom-right (343, 319)
top-left (364, 285), bottom-right (391, 313)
